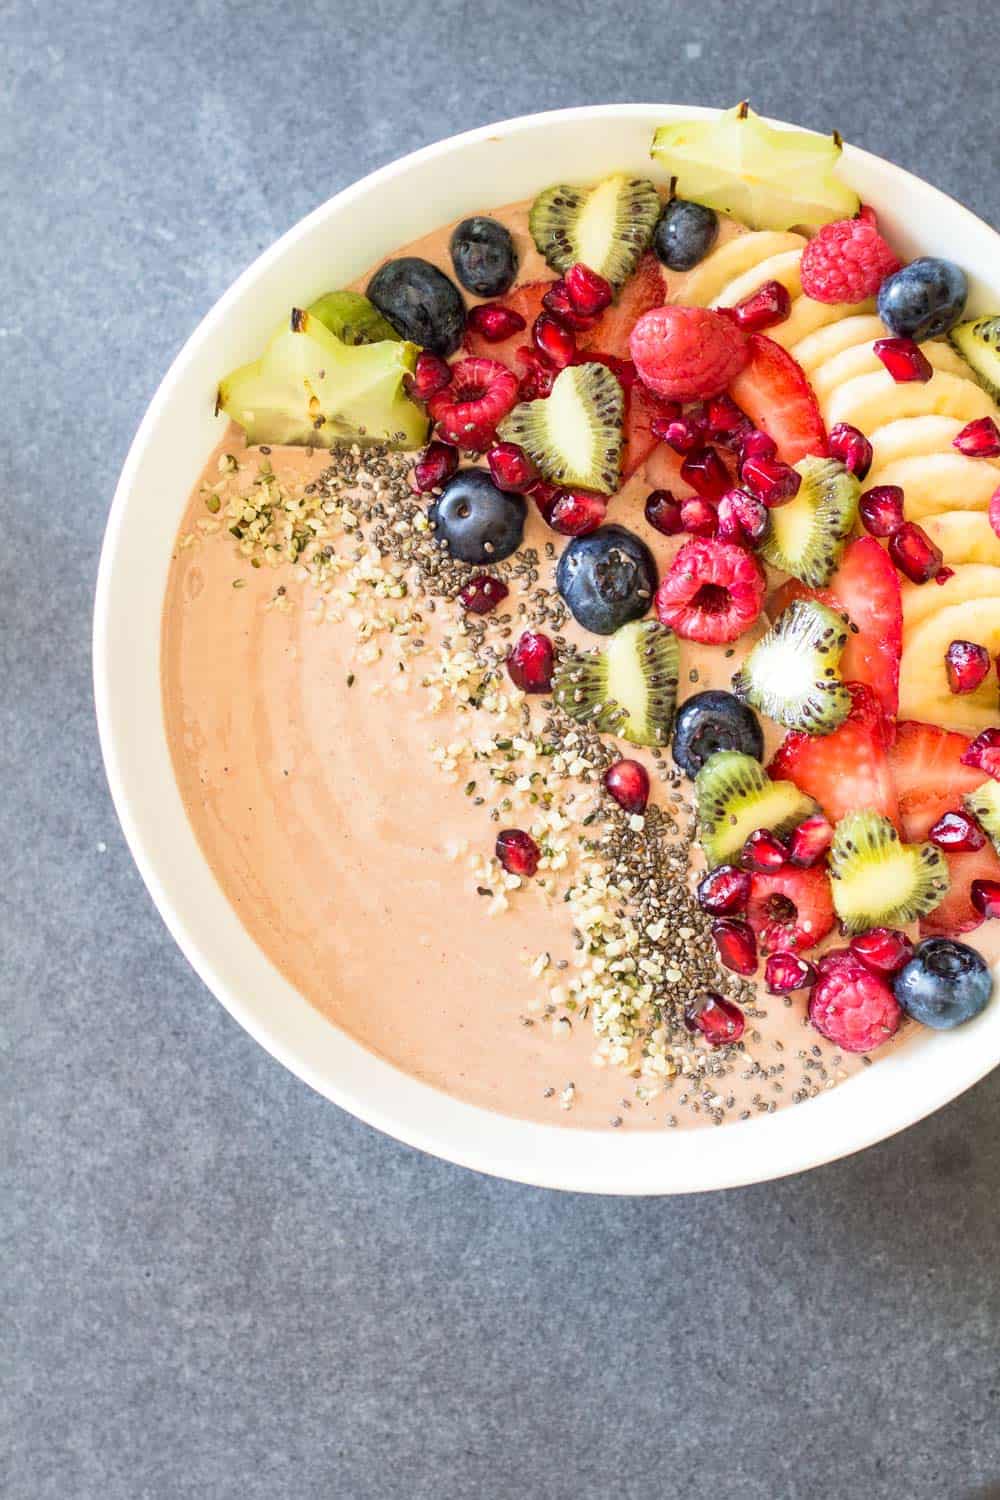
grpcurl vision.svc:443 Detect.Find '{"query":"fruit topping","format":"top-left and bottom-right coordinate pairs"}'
top-left (498, 362), bottom-right (624, 494)
top-left (827, 421), bottom-right (873, 480)
top-left (684, 992), bottom-right (746, 1047)
top-left (652, 198), bottom-right (720, 270)
top-left (929, 809), bottom-right (986, 852)
top-left (307, 289), bottom-right (401, 345)
top-left (716, 488), bottom-right (769, 547)
top-left (731, 279), bottom-right (793, 332)
top-left (859, 483), bottom-right (906, 537)
top-left (697, 864), bottom-right (752, 916)
top-left (799, 215), bottom-right (901, 304)
top-left (729, 334), bottom-right (828, 465)
top-left (486, 441), bottom-right (538, 494)
top-left (556, 525), bottom-right (657, 636)
top-left (711, 918), bottom-right (758, 974)
top-left (553, 618), bottom-right (679, 747)
top-left (367, 256), bottom-right (466, 356)
top-left (630, 306), bottom-right (750, 402)
top-left (679, 497), bottom-right (718, 537)
top-left (733, 598), bottom-right (851, 734)
top-left (876, 257), bottom-right (968, 343)
top-left (808, 952), bottom-right (902, 1052)
top-left (541, 279), bottom-right (597, 332)
top-left (888, 520), bottom-right (943, 584)
top-left (576, 253), bottom-right (667, 361)
top-left (458, 574), bottom-right (509, 616)
top-left (874, 336), bottom-right (934, 384)
top-left (758, 456), bottom-right (859, 586)
top-left (737, 427), bottom-right (778, 464)
top-left (650, 103), bottom-right (859, 231)
top-left (655, 538), bottom-right (766, 644)
top-left (828, 810), bottom-right (949, 933)
top-left (787, 815), bottom-right (834, 867)
top-left (961, 728), bottom-right (1000, 780)
top-left (507, 631), bottom-right (555, 694)
top-left (893, 939), bottom-right (992, 1028)
top-left (463, 283), bottom-right (550, 366)
top-left (619, 376), bottom-right (677, 478)
top-left (645, 489), bottom-right (685, 536)
top-left (549, 488), bottom-right (608, 536)
top-left (695, 751), bottom-right (818, 868)
top-left (849, 927), bottom-right (914, 976)
top-left (603, 758), bottom-right (651, 814)
top-left (466, 303), bottom-right (528, 343)
top-left (412, 440), bottom-right (460, 493)
top-left (680, 445), bottom-right (731, 503)
top-left (742, 828), bottom-right (789, 872)
top-left (449, 216), bottom-right (518, 298)
top-left (671, 690), bottom-right (764, 778)
top-left (965, 779), bottom-right (1000, 855)
top-left (429, 470), bottom-right (526, 564)
top-left (516, 347), bottom-right (557, 402)
top-left (889, 720), bottom-right (987, 839)
top-left (565, 262), bottom-right (615, 316)
top-left (740, 453), bottom-right (802, 508)
top-left (921, 845), bottom-right (1000, 937)
top-left (952, 415), bottom-right (1000, 458)
top-left (768, 681), bottom-right (898, 825)
top-left (745, 865), bottom-right (835, 954)
top-left (533, 312), bottom-right (577, 368)
top-left (409, 351), bottom-right (453, 402)
top-left (972, 879), bottom-right (1000, 919)
top-left (495, 828), bottom-right (540, 877)
top-left (948, 315), bottom-right (1000, 402)
top-left (529, 173), bottom-right (661, 288)
top-left (655, 410), bottom-right (705, 454)
top-left (765, 951), bottom-right (818, 994)
top-left (428, 357), bottom-right (520, 451)
top-left (945, 639), bottom-right (992, 694)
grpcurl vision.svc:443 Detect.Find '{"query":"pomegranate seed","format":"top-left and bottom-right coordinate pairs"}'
top-left (549, 489), bottom-right (607, 536)
top-left (645, 489), bottom-right (685, 535)
top-left (945, 638), bottom-right (992, 693)
top-left (737, 428), bottom-right (778, 465)
top-left (716, 487), bottom-right (768, 546)
top-left (873, 336), bottom-right (934, 383)
top-left (711, 918), bottom-right (758, 975)
top-left (740, 453), bottom-right (802, 508)
top-left (680, 446), bottom-right (730, 503)
top-left (859, 484), bottom-right (906, 537)
top-left (952, 416), bottom-right (1000, 458)
top-left (540, 281), bottom-right (596, 332)
top-left (507, 631), bottom-right (554, 693)
top-left (765, 951), bottom-right (817, 994)
top-left (971, 879), bottom-right (1000, 919)
top-left (684, 991), bottom-right (746, 1046)
top-left (732, 278), bottom-right (792, 331)
top-left (533, 312), bottom-right (576, 369)
top-left (703, 394), bottom-right (750, 442)
top-left (516, 347), bottom-right (556, 401)
top-left (654, 412), bottom-right (705, 454)
top-left (603, 759), bottom-right (650, 814)
top-left (961, 728), bottom-right (1000, 777)
top-left (858, 203), bottom-right (878, 225)
top-left (991, 488), bottom-right (1000, 538)
top-left (465, 303), bottom-right (527, 342)
top-left (849, 927), bottom-right (914, 976)
top-left (487, 441), bottom-right (538, 494)
top-left (929, 809), bottom-right (987, 852)
top-left (742, 828), bottom-right (789, 872)
top-left (459, 574), bottom-right (510, 615)
top-left (828, 422), bottom-right (873, 480)
top-left (680, 496), bottom-right (718, 537)
top-left (565, 262), bottom-right (614, 315)
top-left (935, 566), bottom-right (955, 585)
top-left (411, 440), bottom-right (459, 493)
top-left (697, 864), bottom-right (752, 916)
top-left (495, 828), bottom-right (540, 877)
top-left (408, 351), bottom-right (452, 402)
top-left (889, 521), bottom-right (943, 584)
top-left (529, 479), bottom-right (560, 523)
top-left (787, 815), bottom-right (834, 867)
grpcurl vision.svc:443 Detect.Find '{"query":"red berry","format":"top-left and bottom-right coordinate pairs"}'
top-left (765, 951), bottom-right (817, 994)
top-left (740, 453), bottom-right (802, 508)
top-left (945, 638), bottom-right (992, 694)
top-left (680, 496), bottom-right (718, 538)
top-left (655, 539), bottom-right (766, 645)
top-left (849, 927), bottom-right (914, 977)
top-left (684, 992), bottom-right (746, 1046)
top-left (769, 681), bottom-right (898, 826)
top-left (565, 262), bottom-right (614, 316)
top-left (412, 440), bottom-right (459, 493)
top-left (737, 427), bottom-right (778, 465)
top-left (716, 488), bottom-right (768, 547)
top-left (507, 631), bottom-right (554, 693)
top-left (873, 336), bottom-right (934, 383)
top-left (630, 305), bottom-right (750, 402)
top-left (409, 351), bottom-right (452, 402)
top-left (541, 279), bottom-right (597, 332)
top-left (697, 864), bottom-right (752, 916)
top-left (971, 879), bottom-right (1000, 919)
top-left (742, 828), bottom-right (789, 872)
top-left (929, 809), bottom-right (987, 852)
top-left (828, 422), bottom-right (873, 480)
top-left (732, 279), bottom-right (792, 331)
top-left (711, 918), bottom-right (758, 975)
top-left (427, 357), bottom-right (520, 451)
top-left (952, 416), bottom-right (1000, 458)
top-left (533, 312), bottom-right (577, 368)
top-left (787, 815), bottom-right (834, 867)
top-left (889, 521), bottom-right (943, 584)
top-left (808, 953), bottom-right (902, 1052)
top-left (961, 728), bottom-right (1000, 781)
top-left (549, 489), bottom-right (607, 536)
top-left (935, 566), bottom-right (955, 585)
top-left (466, 303), bottom-right (527, 343)
top-left (859, 484), bottom-right (906, 537)
top-left (654, 412), bottom-right (705, 454)
top-left (495, 828), bottom-right (540, 877)
top-left (745, 866), bottom-right (835, 955)
top-left (703, 394), bottom-right (751, 444)
top-left (680, 445), bottom-right (730, 503)
top-left (487, 441), bottom-right (538, 494)
top-left (603, 759), bottom-right (650, 814)
top-left (458, 574), bottom-right (509, 615)
top-left (515, 346), bottom-right (556, 401)
top-left (645, 489), bottom-right (685, 535)
top-left (729, 335), bottom-right (828, 466)
top-left (799, 216), bottom-right (901, 303)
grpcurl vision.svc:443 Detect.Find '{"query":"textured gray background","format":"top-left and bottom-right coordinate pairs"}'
top-left (5, 1), bottom-right (1000, 1496)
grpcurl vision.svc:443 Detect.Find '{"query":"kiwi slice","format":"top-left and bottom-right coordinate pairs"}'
top-left (760, 456), bottom-right (860, 587)
top-left (829, 811), bottom-right (950, 933)
top-left (965, 779), bottom-right (1000, 855)
top-left (308, 290), bottom-right (401, 346)
top-left (695, 750), bottom-right (818, 868)
top-left (949, 315), bottom-right (1000, 402)
top-left (732, 599), bottom-right (851, 735)
top-left (529, 173), bottom-right (660, 289)
top-left (498, 363), bottom-right (624, 494)
top-left (553, 619), bottom-right (679, 747)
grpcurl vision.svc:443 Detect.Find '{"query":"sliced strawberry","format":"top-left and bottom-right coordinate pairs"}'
top-left (622, 378), bottom-right (678, 479)
top-left (771, 536), bottom-right (902, 722)
top-left (888, 720), bottom-right (986, 840)
top-left (729, 333), bottom-right (828, 465)
top-left (577, 252), bottom-right (666, 361)
top-left (921, 844), bottom-right (1000, 937)
top-left (745, 866), bottom-right (836, 954)
top-left (463, 281), bottom-right (552, 367)
top-left (768, 682), bottom-right (899, 826)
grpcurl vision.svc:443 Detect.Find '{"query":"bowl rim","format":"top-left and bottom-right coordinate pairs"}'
top-left (94, 103), bottom-right (1000, 1194)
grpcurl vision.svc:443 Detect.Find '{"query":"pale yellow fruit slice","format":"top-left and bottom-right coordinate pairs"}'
top-left (900, 599), bottom-right (1000, 735)
top-left (902, 564), bottom-right (1000, 634)
top-left (812, 340), bottom-right (969, 407)
top-left (826, 369), bottom-right (999, 434)
top-left (769, 298), bottom-right (876, 351)
top-left (920, 511), bottom-right (1000, 567)
top-left (710, 250), bottom-right (803, 308)
top-left (679, 230), bottom-right (807, 307)
top-left (791, 315), bottom-right (886, 373)
top-left (869, 415), bottom-right (1000, 473)
top-left (867, 453), bottom-right (1000, 520)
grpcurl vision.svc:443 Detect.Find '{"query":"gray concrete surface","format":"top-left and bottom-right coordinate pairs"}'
top-left (4, 1), bottom-right (1000, 1495)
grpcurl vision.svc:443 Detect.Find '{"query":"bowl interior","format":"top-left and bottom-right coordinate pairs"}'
top-left (95, 105), bottom-right (1000, 1193)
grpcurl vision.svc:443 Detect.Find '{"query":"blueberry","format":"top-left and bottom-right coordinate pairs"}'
top-left (555, 525), bottom-right (657, 636)
top-left (429, 469), bottom-right (525, 564)
top-left (893, 938), bottom-right (992, 1029)
top-left (450, 216), bottom-right (518, 299)
top-left (367, 257), bottom-right (466, 357)
top-left (671, 690), bottom-right (764, 777)
top-left (876, 258), bottom-right (968, 343)
top-left (652, 199), bottom-right (719, 272)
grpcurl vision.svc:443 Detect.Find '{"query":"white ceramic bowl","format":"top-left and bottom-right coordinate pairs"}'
top-left (95, 105), bottom-right (1000, 1193)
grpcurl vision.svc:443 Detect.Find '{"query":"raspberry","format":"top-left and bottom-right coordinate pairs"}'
top-left (629, 306), bottom-right (750, 402)
top-left (427, 357), bottom-right (520, 451)
top-left (808, 952), bottom-right (902, 1053)
top-left (800, 218), bottom-right (901, 304)
top-left (654, 539), bottom-right (765, 644)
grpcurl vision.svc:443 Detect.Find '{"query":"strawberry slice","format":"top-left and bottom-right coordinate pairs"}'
top-left (768, 682), bottom-right (899, 826)
top-left (771, 536), bottom-right (902, 722)
top-left (463, 281), bottom-right (552, 367)
top-left (746, 866), bottom-right (836, 954)
top-left (728, 333), bottom-right (828, 464)
top-left (577, 252), bottom-right (666, 362)
top-left (920, 845), bottom-right (1000, 936)
top-left (888, 720), bottom-right (986, 839)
